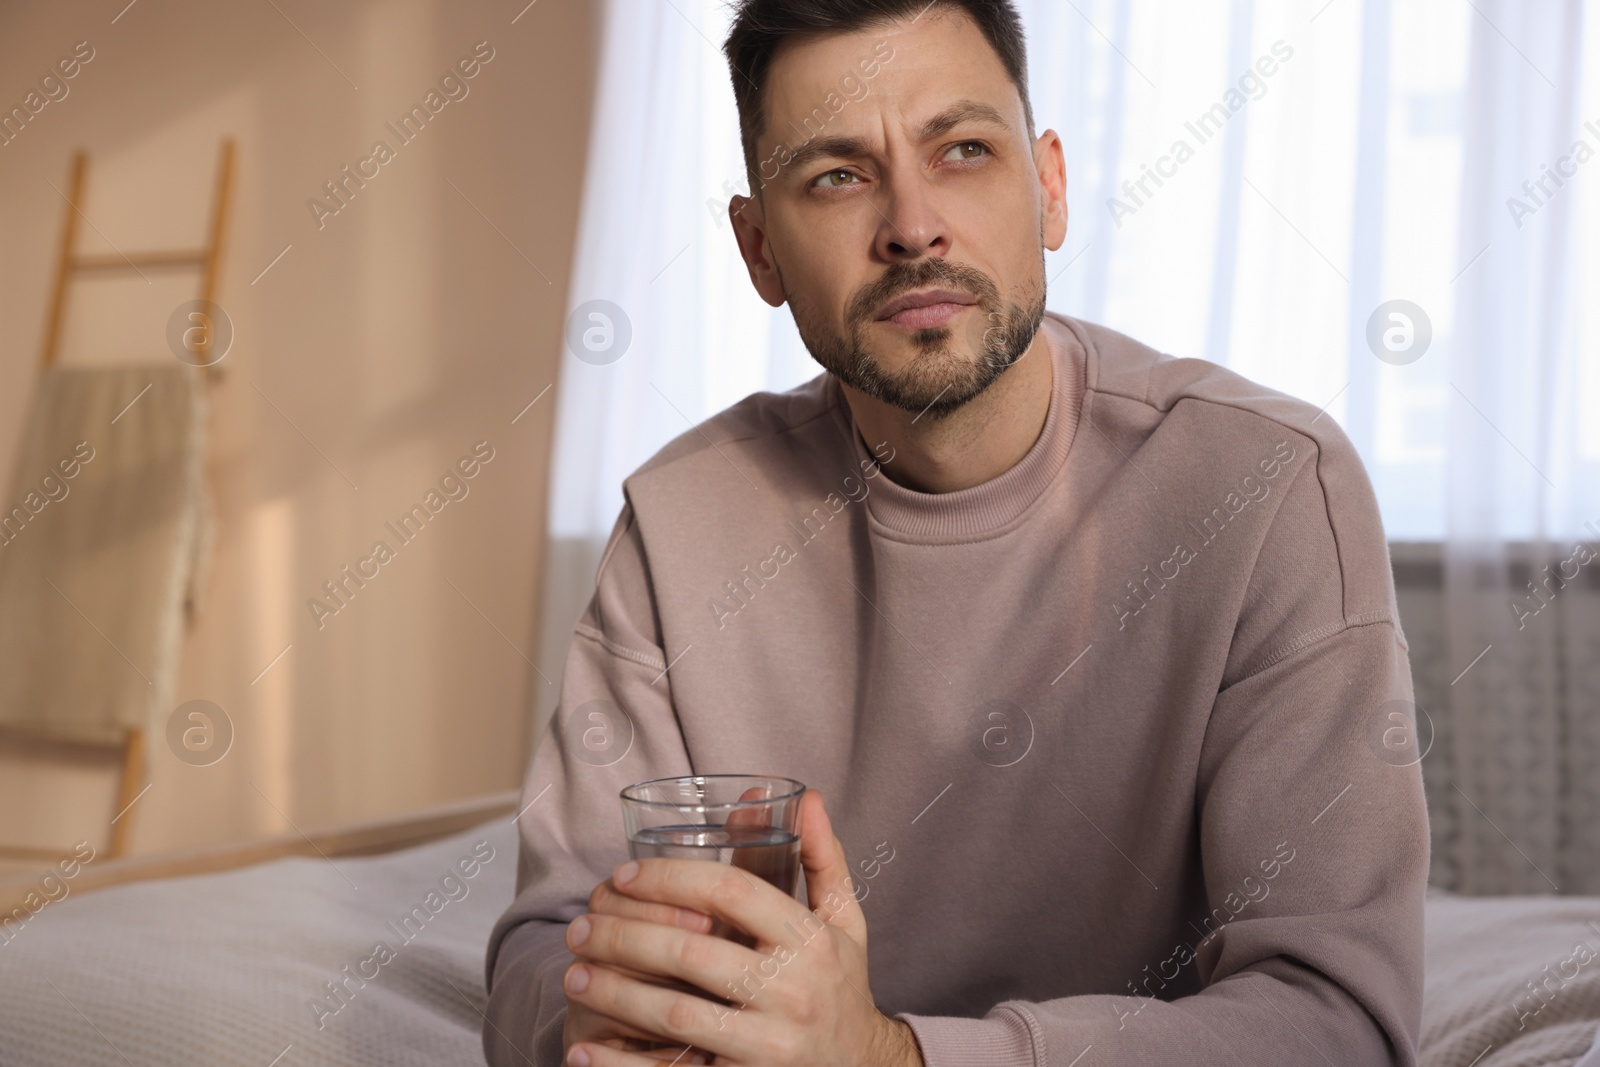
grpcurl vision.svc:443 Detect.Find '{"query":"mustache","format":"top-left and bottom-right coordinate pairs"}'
top-left (847, 259), bottom-right (1000, 326)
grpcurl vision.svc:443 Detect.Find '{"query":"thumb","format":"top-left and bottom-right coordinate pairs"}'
top-left (798, 789), bottom-right (866, 941)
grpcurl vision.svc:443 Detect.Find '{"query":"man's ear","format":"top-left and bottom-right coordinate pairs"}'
top-left (729, 193), bottom-right (788, 307)
top-left (1034, 128), bottom-right (1068, 253)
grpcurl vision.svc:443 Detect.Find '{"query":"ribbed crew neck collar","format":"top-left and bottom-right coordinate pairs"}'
top-left (830, 313), bottom-right (1086, 540)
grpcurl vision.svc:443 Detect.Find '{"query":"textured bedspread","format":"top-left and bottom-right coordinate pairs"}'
top-left (2, 822), bottom-right (1598, 1066)
top-left (0, 819), bottom-right (521, 1066)
top-left (1422, 887), bottom-right (1600, 1067)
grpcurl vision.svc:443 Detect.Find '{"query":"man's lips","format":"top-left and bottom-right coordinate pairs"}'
top-left (874, 288), bottom-right (978, 330)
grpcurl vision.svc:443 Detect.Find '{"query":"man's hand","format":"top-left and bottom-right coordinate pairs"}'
top-left (560, 789), bottom-right (924, 1067)
top-left (563, 881), bottom-right (721, 1062)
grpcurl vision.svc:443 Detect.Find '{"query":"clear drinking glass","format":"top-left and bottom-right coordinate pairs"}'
top-left (620, 774), bottom-right (806, 948)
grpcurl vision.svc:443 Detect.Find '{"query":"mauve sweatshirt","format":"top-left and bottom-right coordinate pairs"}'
top-left (483, 312), bottom-right (1429, 1067)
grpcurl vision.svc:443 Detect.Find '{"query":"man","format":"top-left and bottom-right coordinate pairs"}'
top-left (484, 1), bottom-right (1429, 1064)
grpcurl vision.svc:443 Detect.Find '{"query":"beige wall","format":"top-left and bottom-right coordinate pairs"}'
top-left (0, 0), bottom-right (595, 862)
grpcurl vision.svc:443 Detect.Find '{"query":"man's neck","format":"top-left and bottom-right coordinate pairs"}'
top-left (841, 328), bottom-right (1055, 494)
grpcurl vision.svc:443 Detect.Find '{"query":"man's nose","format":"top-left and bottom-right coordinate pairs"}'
top-left (871, 163), bottom-right (952, 263)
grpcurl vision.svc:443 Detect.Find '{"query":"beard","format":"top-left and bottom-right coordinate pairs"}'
top-left (785, 255), bottom-right (1047, 419)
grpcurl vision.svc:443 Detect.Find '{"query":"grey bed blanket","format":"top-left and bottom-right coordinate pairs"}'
top-left (1422, 887), bottom-right (1600, 1067)
top-left (3, 819), bottom-right (1599, 1066)
top-left (0, 819), bottom-right (521, 1067)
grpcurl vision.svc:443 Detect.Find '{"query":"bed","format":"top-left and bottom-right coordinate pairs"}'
top-left (1, 795), bottom-right (1597, 1067)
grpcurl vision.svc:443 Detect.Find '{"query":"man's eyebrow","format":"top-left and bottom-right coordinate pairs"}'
top-left (771, 100), bottom-right (1013, 182)
top-left (781, 135), bottom-right (873, 177)
top-left (918, 99), bottom-right (1011, 140)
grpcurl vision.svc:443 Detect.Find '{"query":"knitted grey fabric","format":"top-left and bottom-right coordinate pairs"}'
top-left (0, 819), bottom-right (1597, 1065)
top-left (1421, 887), bottom-right (1600, 1067)
top-left (0, 818), bottom-right (519, 1066)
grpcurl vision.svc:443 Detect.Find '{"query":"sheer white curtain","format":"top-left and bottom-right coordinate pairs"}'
top-left (538, 0), bottom-right (1600, 891)
top-left (535, 0), bottom-right (817, 719)
top-left (1433, 0), bottom-right (1600, 895)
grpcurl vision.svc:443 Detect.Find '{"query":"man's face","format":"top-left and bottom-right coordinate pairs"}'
top-left (732, 9), bottom-right (1066, 418)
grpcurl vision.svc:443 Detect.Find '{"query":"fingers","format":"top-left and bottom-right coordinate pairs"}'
top-left (724, 785), bottom-right (774, 830)
top-left (576, 882), bottom-right (719, 997)
top-left (590, 879), bottom-right (714, 935)
top-left (638, 1043), bottom-right (712, 1063)
top-left (796, 789), bottom-right (866, 941)
top-left (564, 962), bottom-right (749, 1066)
top-left (568, 914), bottom-right (754, 1002)
top-left (566, 1001), bottom-right (670, 1047)
top-left (575, 951), bottom-right (739, 1002)
top-left (566, 1027), bottom-right (711, 1067)
top-left (608, 855), bottom-right (806, 949)
top-left (573, 955), bottom-right (684, 990)
top-left (567, 1041), bottom-right (710, 1067)
top-left (567, 999), bottom-right (714, 1062)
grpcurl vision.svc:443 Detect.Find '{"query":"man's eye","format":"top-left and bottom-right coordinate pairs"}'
top-left (814, 169), bottom-right (860, 188)
top-left (943, 142), bottom-right (988, 161)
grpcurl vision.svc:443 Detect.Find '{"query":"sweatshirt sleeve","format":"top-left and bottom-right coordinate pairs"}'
top-left (482, 501), bottom-right (694, 1067)
top-left (896, 426), bottom-right (1430, 1066)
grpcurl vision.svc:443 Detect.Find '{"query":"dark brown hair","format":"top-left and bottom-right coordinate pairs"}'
top-left (722, 0), bottom-right (1034, 191)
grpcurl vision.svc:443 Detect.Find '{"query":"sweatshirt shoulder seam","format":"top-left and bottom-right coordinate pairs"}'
top-left (1236, 611), bottom-right (1399, 682)
top-left (1089, 378), bottom-right (1326, 448)
top-left (1308, 439), bottom-right (1351, 618)
top-left (1062, 316), bottom-right (1333, 451)
top-left (573, 620), bottom-right (667, 671)
top-left (630, 383), bottom-right (842, 483)
top-left (1230, 433), bottom-right (1385, 676)
top-left (1258, 435), bottom-right (1353, 634)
